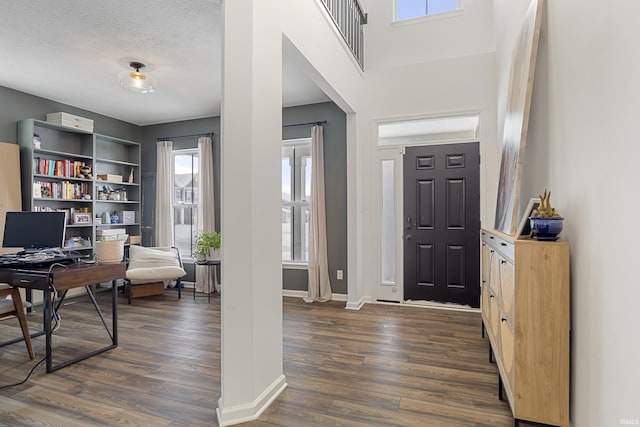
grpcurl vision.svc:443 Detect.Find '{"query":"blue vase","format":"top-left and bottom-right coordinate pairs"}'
top-left (110, 213), bottom-right (119, 224)
top-left (529, 217), bottom-right (564, 241)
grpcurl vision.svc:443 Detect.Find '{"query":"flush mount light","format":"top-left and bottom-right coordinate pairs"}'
top-left (119, 61), bottom-right (156, 94)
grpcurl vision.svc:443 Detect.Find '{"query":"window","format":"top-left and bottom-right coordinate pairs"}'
top-left (172, 149), bottom-right (199, 258)
top-left (396, 0), bottom-right (460, 21)
top-left (282, 139), bottom-right (312, 264)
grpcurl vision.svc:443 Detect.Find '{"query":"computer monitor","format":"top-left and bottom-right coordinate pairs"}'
top-left (2, 211), bottom-right (67, 253)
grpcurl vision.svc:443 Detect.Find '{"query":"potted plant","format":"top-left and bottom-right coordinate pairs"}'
top-left (195, 230), bottom-right (221, 261)
top-left (529, 188), bottom-right (564, 241)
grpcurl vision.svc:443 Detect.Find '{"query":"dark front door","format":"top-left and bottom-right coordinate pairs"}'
top-left (403, 142), bottom-right (480, 307)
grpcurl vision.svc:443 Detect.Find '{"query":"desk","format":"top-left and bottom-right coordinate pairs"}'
top-left (195, 260), bottom-right (220, 303)
top-left (0, 262), bottom-right (125, 372)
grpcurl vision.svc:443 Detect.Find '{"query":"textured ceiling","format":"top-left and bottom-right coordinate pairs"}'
top-left (0, 0), bottom-right (328, 126)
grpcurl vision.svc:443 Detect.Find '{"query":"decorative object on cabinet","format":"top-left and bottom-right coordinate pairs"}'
top-left (529, 188), bottom-right (564, 241)
top-left (46, 112), bottom-right (94, 132)
top-left (515, 197), bottom-right (540, 239)
top-left (481, 228), bottom-right (570, 427)
top-left (494, 0), bottom-right (545, 235)
top-left (73, 213), bottom-right (92, 224)
top-left (78, 164), bottom-right (92, 179)
top-left (96, 174), bottom-right (123, 182)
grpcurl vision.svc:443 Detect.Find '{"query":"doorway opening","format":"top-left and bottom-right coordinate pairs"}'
top-left (375, 114), bottom-right (481, 308)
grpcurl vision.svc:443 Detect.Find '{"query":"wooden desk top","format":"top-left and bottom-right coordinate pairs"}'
top-left (0, 262), bottom-right (126, 291)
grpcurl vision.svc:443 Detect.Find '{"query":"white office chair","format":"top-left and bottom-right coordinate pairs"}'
top-left (0, 283), bottom-right (34, 359)
top-left (124, 246), bottom-right (187, 304)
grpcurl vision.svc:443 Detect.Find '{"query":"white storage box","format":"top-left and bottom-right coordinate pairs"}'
top-left (116, 211), bottom-right (136, 225)
top-left (46, 112), bottom-right (94, 132)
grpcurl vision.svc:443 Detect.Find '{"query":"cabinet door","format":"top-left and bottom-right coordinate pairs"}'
top-left (500, 316), bottom-right (515, 392)
top-left (499, 258), bottom-right (515, 322)
top-left (481, 242), bottom-right (491, 283)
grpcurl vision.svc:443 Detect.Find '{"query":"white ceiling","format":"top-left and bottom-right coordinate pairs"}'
top-left (0, 0), bottom-right (329, 126)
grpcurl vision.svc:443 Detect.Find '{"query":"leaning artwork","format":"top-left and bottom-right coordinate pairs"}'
top-left (494, 0), bottom-right (544, 235)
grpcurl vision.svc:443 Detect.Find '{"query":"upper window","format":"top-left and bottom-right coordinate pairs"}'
top-left (172, 149), bottom-right (199, 258)
top-left (282, 139), bottom-right (312, 264)
top-left (396, 0), bottom-right (460, 21)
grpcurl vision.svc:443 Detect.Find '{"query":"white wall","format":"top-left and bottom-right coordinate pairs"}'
top-left (218, 0), bottom-right (364, 424)
top-left (493, 1), bottom-right (640, 425)
top-left (359, 54), bottom-right (498, 299)
top-left (354, 0), bottom-right (498, 301)
top-left (363, 0), bottom-right (495, 70)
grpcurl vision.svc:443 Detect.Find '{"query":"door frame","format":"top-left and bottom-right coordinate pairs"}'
top-left (373, 112), bottom-right (485, 304)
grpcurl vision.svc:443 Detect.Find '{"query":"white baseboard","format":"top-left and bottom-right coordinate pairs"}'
top-left (345, 296), bottom-right (365, 310)
top-left (282, 289), bottom-right (347, 301)
top-left (216, 374), bottom-right (287, 426)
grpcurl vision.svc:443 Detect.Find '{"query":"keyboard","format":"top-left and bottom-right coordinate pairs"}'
top-left (0, 252), bottom-right (81, 269)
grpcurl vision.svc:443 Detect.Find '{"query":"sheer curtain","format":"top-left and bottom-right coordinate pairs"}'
top-left (196, 136), bottom-right (215, 292)
top-left (305, 125), bottom-right (332, 302)
top-left (155, 140), bottom-right (173, 247)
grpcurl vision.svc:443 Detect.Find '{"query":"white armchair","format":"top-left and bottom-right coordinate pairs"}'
top-left (125, 246), bottom-right (187, 304)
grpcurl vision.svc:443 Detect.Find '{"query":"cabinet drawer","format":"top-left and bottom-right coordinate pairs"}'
top-left (483, 230), bottom-right (514, 262)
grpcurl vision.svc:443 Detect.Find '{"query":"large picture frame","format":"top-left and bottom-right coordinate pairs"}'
top-left (515, 197), bottom-right (540, 239)
top-left (494, 0), bottom-right (545, 235)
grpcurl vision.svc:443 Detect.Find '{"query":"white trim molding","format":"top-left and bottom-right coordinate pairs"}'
top-left (283, 290), bottom-right (347, 302)
top-left (216, 375), bottom-right (287, 426)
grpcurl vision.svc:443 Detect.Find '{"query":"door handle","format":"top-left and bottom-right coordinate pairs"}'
top-left (406, 234), bottom-right (412, 240)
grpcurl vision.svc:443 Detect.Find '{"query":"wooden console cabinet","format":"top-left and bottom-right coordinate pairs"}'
top-left (481, 228), bottom-right (570, 427)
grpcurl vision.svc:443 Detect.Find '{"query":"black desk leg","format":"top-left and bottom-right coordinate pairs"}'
top-left (112, 279), bottom-right (118, 346)
top-left (43, 287), bottom-right (52, 373)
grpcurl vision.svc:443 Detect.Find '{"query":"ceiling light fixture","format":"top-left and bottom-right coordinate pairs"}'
top-left (119, 61), bottom-right (156, 94)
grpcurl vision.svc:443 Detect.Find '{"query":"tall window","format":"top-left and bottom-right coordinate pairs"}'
top-left (397, 0), bottom-right (460, 21)
top-left (173, 149), bottom-right (199, 258)
top-left (282, 138), bottom-right (312, 264)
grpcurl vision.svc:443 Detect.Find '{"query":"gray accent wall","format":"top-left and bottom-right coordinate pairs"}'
top-left (282, 102), bottom-right (347, 294)
top-left (1, 84), bottom-right (347, 294)
top-left (140, 117), bottom-right (221, 248)
top-left (140, 102), bottom-right (347, 293)
top-left (0, 86), bottom-right (140, 144)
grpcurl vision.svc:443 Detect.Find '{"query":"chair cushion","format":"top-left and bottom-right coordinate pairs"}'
top-left (126, 246), bottom-right (186, 284)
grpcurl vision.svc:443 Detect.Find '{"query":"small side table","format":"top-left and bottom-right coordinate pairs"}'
top-left (195, 259), bottom-right (220, 303)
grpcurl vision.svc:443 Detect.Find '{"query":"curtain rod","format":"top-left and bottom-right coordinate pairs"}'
top-left (157, 132), bottom-right (214, 141)
top-left (282, 120), bottom-right (327, 128)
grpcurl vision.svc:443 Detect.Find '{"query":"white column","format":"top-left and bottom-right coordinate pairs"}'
top-left (218, 0), bottom-right (286, 425)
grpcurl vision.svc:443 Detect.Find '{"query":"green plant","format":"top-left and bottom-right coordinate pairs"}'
top-left (532, 188), bottom-right (560, 218)
top-left (195, 230), bottom-right (221, 256)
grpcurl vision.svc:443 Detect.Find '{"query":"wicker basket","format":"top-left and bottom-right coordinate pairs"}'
top-left (95, 240), bottom-right (124, 264)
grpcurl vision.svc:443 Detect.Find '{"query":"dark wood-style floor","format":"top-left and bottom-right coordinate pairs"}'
top-left (0, 289), bottom-right (514, 426)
